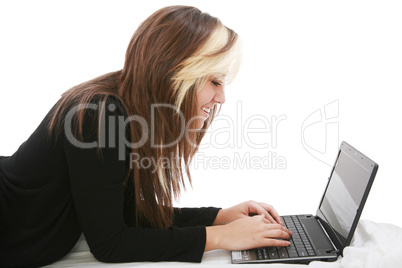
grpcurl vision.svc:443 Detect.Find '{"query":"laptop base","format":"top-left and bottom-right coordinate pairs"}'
top-left (231, 214), bottom-right (339, 264)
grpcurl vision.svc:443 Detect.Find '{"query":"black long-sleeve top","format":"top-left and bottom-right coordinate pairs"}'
top-left (0, 96), bottom-right (221, 267)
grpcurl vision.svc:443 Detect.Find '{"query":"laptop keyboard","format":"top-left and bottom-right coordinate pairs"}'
top-left (255, 215), bottom-right (316, 260)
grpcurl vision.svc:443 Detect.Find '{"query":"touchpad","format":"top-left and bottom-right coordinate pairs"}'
top-left (300, 217), bottom-right (334, 251)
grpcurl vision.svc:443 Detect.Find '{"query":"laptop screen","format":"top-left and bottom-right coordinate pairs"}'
top-left (318, 142), bottom-right (378, 245)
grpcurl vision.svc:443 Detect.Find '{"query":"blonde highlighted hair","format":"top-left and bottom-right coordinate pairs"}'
top-left (173, 23), bottom-right (241, 109)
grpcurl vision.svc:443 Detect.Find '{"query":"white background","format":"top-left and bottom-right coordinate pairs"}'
top-left (1, 1), bottom-right (401, 227)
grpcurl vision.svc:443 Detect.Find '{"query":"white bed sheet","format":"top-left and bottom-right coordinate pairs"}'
top-left (48, 219), bottom-right (402, 268)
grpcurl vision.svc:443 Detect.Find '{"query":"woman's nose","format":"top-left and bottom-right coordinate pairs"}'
top-left (214, 86), bottom-right (225, 104)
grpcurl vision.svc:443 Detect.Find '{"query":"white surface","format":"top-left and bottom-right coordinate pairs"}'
top-left (48, 219), bottom-right (402, 267)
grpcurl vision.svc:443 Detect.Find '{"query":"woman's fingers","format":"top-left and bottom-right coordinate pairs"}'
top-left (261, 222), bottom-right (292, 236)
top-left (247, 201), bottom-right (282, 225)
top-left (246, 201), bottom-right (275, 223)
top-left (263, 225), bottom-right (292, 239)
top-left (213, 216), bottom-right (293, 251)
top-left (256, 217), bottom-right (292, 240)
top-left (264, 238), bottom-right (291, 247)
top-left (258, 202), bottom-right (283, 225)
top-left (255, 205), bottom-right (276, 223)
top-left (256, 221), bottom-right (292, 247)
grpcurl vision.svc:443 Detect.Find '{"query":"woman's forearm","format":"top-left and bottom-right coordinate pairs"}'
top-left (205, 226), bottom-right (223, 251)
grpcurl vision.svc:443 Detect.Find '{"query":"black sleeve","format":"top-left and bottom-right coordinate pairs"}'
top-left (173, 207), bottom-right (221, 227)
top-left (62, 97), bottom-right (207, 263)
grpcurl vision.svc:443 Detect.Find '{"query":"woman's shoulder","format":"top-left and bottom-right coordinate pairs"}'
top-left (59, 94), bottom-right (128, 124)
top-left (77, 94), bottom-right (127, 116)
top-left (46, 92), bottom-right (128, 144)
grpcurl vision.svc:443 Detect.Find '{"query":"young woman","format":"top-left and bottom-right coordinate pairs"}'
top-left (0, 5), bottom-right (291, 267)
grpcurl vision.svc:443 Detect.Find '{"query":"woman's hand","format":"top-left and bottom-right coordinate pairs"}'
top-left (213, 200), bottom-right (283, 225)
top-left (205, 215), bottom-right (291, 251)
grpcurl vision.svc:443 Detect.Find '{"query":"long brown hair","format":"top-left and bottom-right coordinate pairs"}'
top-left (48, 5), bottom-right (240, 228)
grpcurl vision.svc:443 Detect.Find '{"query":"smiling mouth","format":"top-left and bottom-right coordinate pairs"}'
top-left (201, 107), bottom-right (210, 118)
top-left (202, 107), bottom-right (210, 113)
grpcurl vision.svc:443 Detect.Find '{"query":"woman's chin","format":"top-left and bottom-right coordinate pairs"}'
top-left (195, 118), bottom-right (207, 130)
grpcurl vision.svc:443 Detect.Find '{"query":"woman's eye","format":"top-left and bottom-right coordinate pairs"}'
top-left (211, 80), bottom-right (221, 86)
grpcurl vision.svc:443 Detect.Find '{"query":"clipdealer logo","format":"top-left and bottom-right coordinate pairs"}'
top-left (63, 99), bottom-right (340, 171)
top-left (301, 100), bottom-right (340, 166)
top-left (62, 100), bottom-right (288, 171)
top-left (193, 151), bottom-right (286, 170)
top-left (192, 101), bottom-right (288, 170)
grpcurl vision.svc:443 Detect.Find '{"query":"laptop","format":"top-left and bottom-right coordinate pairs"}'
top-left (231, 141), bottom-right (379, 264)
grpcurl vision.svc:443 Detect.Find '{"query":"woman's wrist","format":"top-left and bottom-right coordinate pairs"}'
top-left (205, 226), bottom-right (223, 251)
top-left (212, 208), bottom-right (227, 225)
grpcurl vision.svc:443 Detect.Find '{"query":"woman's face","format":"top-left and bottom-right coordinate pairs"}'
top-left (195, 77), bottom-right (225, 130)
